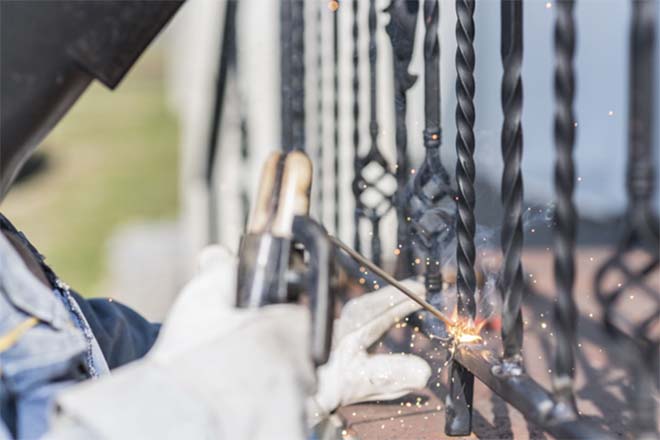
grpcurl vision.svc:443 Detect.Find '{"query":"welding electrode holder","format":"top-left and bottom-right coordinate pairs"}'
top-left (235, 151), bottom-right (335, 366)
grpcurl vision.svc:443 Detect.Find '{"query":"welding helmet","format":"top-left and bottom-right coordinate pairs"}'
top-left (0, 0), bottom-right (183, 201)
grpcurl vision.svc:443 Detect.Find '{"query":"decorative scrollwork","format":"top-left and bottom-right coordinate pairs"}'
top-left (352, 0), bottom-right (397, 266)
top-left (595, 0), bottom-right (659, 435)
top-left (385, 0), bottom-right (419, 277)
top-left (405, 0), bottom-right (453, 299)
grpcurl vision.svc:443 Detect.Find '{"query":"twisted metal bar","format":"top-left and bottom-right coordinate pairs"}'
top-left (551, 0), bottom-right (578, 412)
top-left (499, 0), bottom-right (525, 367)
top-left (351, 0), bottom-right (397, 266)
top-left (352, 0), bottom-right (361, 251)
top-left (316, 0), bottom-right (325, 220)
top-left (595, 1), bottom-right (659, 436)
top-left (454, 0), bottom-right (477, 321)
top-left (447, 0), bottom-right (476, 435)
top-left (280, 0), bottom-right (293, 150)
top-left (385, 0), bottom-right (419, 277)
top-left (290, 0), bottom-right (305, 151)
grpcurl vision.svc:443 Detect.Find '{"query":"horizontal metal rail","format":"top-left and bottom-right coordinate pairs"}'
top-left (454, 344), bottom-right (612, 439)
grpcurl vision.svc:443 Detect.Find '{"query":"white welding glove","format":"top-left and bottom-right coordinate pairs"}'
top-left (308, 280), bottom-right (432, 425)
top-left (48, 246), bottom-right (315, 440)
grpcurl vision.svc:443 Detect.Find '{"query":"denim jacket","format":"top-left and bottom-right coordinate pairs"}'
top-left (0, 214), bottom-right (160, 438)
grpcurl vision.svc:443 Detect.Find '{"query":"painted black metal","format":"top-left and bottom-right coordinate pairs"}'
top-left (291, 216), bottom-right (335, 366)
top-left (351, 0), bottom-right (397, 266)
top-left (333, 2), bottom-right (341, 232)
top-left (281, 0), bottom-right (306, 152)
top-left (385, 0), bottom-right (419, 278)
top-left (446, 0), bottom-right (477, 435)
top-left (498, 0), bottom-right (525, 367)
top-left (551, 0), bottom-right (579, 412)
top-left (453, 0), bottom-right (477, 324)
top-left (405, 0), bottom-right (453, 301)
top-left (316, 1), bottom-right (326, 221)
top-left (236, 215), bottom-right (335, 366)
top-left (454, 345), bottom-right (612, 439)
top-left (206, 0), bottom-right (238, 242)
top-left (594, 0), bottom-right (659, 437)
top-left (240, 116), bottom-right (250, 228)
top-left (281, 0), bottom-right (293, 150)
top-left (352, 0), bottom-right (361, 251)
top-left (291, 1), bottom-right (306, 152)
top-left (231, 1), bottom-right (658, 437)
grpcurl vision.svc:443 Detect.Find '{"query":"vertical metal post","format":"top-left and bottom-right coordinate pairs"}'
top-left (206, 0), bottom-right (238, 244)
top-left (316, 0), bottom-right (325, 220)
top-left (446, 0), bottom-right (476, 435)
top-left (595, 1), bottom-right (659, 437)
top-left (351, 0), bottom-right (396, 266)
top-left (498, 0), bottom-right (525, 371)
top-left (281, 0), bottom-right (305, 152)
top-left (291, 0), bottom-right (305, 152)
top-left (280, 0), bottom-right (293, 150)
top-left (385, 0), bottom-right (419, 278)
top-left (406, 0), bottom-right (453, 300)
top-left (333, 0), bottom-right (341, 233)
top-left (551, 0), bottom-right (578, 414)
top-left (240, 115), bottom-right (250, 228)
top-left (352, 0), bottom-right (361, 251)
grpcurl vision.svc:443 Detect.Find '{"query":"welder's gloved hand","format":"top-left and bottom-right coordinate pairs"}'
top-left (48, 246), bottom-right (315, 440)
top-left (308, 280), bottom-right (432, 425)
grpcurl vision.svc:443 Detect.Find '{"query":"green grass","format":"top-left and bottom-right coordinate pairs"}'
top-left (1, 49), bottom-right (179, 295)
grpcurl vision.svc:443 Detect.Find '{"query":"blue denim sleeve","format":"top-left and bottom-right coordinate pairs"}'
top-left (69, 291), bottom-right (161, 370)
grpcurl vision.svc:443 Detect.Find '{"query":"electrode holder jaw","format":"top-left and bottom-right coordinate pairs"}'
top-left (235, 151), bottom-right (335, 365)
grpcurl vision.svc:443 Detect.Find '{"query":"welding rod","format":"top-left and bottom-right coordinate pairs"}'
top-left (329, 235), bottom-right (454, 328)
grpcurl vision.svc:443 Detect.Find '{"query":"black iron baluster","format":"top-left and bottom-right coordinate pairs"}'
top-left (333, 0), bottom-right (341, 233)
top-left (498, 0), bottom-right (525, 372)
top-left (291, 0), bottom-right (305, 152)
top-left (385, 0), bottom-right (419, 277)
top-left (316, 0), bottom-right (325, 220)
top-left (352, 0), bottom-right (397, 266)
top-left (446, 0), bottom-right (476, 435)
top-left (281, 0), bottom-right (305, 152)
top-left (352, 0), bottom-right (361, 251)
top-left (595, 0), bottom-right (659, 436)
top-left (281, 0), bottom-right (293, 150)
top-left (240, 114), bottom-right (250, 228)
top-left (406, 0), bottom-right (453, 300)
top-left (551, 0), bottom-right (578, 413)
top-left (206, 0), bottom-right (238, 243)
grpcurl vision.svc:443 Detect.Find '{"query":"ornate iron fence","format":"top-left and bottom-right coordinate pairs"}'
top-left (208, 0), bottom-right (658, 437)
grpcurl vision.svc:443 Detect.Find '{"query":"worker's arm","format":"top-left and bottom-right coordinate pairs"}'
top-left (68, 291), bottom-right (160, 370)
top-left (46, 246), bottom-right (431, 439)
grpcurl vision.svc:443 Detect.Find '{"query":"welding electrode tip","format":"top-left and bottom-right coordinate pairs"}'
top-left (329, 236), bottom-right (453, 328)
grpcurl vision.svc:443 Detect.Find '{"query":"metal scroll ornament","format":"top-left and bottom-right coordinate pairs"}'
top-left (385, 0), bottom-right (419, 277)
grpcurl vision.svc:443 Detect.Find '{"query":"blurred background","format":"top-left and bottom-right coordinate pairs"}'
top-left (2, 40), bottom-right (180, 304)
